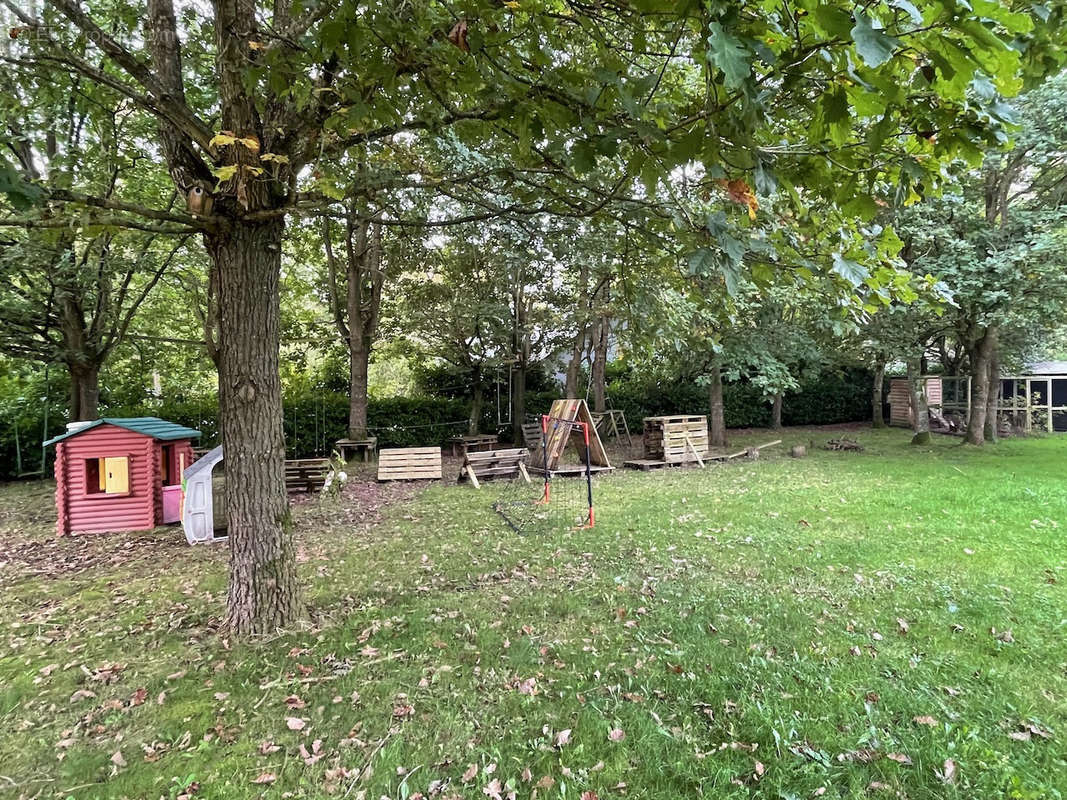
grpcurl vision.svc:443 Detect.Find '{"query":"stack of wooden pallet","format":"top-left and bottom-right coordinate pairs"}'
top-left (642, 415), bottom-right (708, 464)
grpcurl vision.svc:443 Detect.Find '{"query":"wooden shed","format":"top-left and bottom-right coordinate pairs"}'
top-left (44, 417), bottom-right (201, 536)
top-left (888, 377), bottom-right (943, 426)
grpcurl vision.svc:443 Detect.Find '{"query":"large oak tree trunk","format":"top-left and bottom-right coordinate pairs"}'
top-left (209, 219), bottom-right (302, 635)
top-left (708, 359), bottom-right (727, 447)
top-left (872, 362), bottom-right (886, 428)
top-left (67, 361), bottom-right (100, 421)
top-left (965, 328), bottom-right (997, 446)
top-left (907, 357), bottom-right (930, 445)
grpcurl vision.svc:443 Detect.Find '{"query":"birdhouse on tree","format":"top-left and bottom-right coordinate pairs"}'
top-left (44, 417), bottom-right (201, 536)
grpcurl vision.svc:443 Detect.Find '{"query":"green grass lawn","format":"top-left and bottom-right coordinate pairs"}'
top-left (1, 427), bottom-right (1065, 800)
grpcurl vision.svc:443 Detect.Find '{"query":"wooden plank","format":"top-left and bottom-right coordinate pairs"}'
top-left (378, 447), bottom-right (443, 481)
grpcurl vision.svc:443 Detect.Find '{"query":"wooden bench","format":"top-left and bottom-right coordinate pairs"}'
top-left (446, 433), bottom-right (498, 457)
top-left (335, 437), bottom-right (377, 463)
top-left (377, 447), bottom-right (442, 481)
top-left (285, 458), bottom-right (331, 493)
top-left (459, 448), bottom-right (530, 489)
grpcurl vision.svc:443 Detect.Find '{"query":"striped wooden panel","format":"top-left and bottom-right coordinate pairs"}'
top-left (378, 447), bottom-right (442, 481)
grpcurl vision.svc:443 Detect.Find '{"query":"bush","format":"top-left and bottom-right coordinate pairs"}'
top-left (0, 369), bottom-right (873, 480)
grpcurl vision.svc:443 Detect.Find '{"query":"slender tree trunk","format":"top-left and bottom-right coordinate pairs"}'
top-left (965, 328), bottom-right (997, 446)
top-left (708, 359), bottom-right (727, 447)
top-left (591, 315), bottom-right (608, 412)
top-left (564, 333), bottom-right (585, 399)
top-left (511, 363), bottom-right (526, 443)
top-left (771, 392), bottom-right (783, 430)
top-left (564, 262), bottom-right (589, 398)
top-left (907, 357), bottom-right (930, 445)
top-left (348, 336), bottom-right (370, 439)
top-left (872, 362), bottom-right (886, 428)
top-left (469, 366), bottom-right (483, 435)
top-left (984, 347), bottom-right (1000, 443)
top-left (209, 219), bottom-right (301, 635)
top-left (67, 361), bottom-right (100, 421)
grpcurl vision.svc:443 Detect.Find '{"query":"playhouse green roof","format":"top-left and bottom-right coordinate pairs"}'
top-left (43, 417), bottom-right (202, 447)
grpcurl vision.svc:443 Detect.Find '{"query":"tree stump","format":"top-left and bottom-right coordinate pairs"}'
top-left (790, 445), bottom-right (806, 458)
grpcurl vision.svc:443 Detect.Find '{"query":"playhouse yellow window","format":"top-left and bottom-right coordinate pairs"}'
top-left (104, 457), bottom-right (129, 493)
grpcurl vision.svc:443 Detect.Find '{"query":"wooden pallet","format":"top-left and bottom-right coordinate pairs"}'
top-left (377, 447), bottom-right (442, 481)
top-left (460, 447), bottom-right (530, 488)
top-left (285, 458), bottom-right (331, 493)
top-left (643, 415), bottom-right (708, 464)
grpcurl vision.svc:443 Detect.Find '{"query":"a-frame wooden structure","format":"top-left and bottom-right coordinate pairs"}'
top-left (542, 399), bottom-right (612, 470)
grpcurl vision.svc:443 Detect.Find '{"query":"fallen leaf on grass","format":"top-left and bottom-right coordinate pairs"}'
top-left (896, 617), bottom-right (910, 634)
top-left (482, 778), bottom-right (503, 800)
top-left (110, 750), bottom-right (126, 768)
top-left (258, 740), bottom-right (280, 754)
top-left (461, 764), bottom-right (478, 783)
top-left (284, 694), bottom-right (306, 709)
top-left (554, 728), bottom-right (572, 747)
top-left (286, 716), bottom-right (307, 730)
top-left (213, 692), bottom-right (230, 701)
top-left (535, 775), bottom-right (555, 789)
top-left (581, 792), bottom-right (599, 800)
top-left (251, 772), bottom-right (276, 784)
top-left (913, 715), bottom-right (938, 726)
top-left (521, 766), bottom-right (532, 782)
top-left (937, 758), bottom-right (957, 783)
top-left (886, 752), bottom-right (912, 765)
top-left (516, 677), bottom-right (537, 695)
top-left (130, 687), bottom-right (148, 706)
top-left (299, 738), bottom-right (324, 765)
top-left (608, 728), bottom-right (626, 742)
top-left (70, 689), bottom-right (96, 703)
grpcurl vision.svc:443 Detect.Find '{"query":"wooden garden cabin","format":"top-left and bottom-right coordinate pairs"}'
top-left (44, 417), bottom-right (201, 536)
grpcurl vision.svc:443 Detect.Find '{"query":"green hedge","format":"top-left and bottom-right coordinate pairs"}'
top-left (0, 370), bottom-right (872, 480)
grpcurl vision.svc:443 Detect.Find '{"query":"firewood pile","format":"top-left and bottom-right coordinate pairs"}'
top-left (823, 437), bottom-right (864, 452)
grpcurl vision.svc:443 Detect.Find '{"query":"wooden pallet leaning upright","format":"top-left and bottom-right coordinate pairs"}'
top-left (543, 399), bottom-right (611, 470)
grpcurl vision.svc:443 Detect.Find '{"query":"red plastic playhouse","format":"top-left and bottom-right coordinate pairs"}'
top-left (44, 417), bottom-right (201, 536)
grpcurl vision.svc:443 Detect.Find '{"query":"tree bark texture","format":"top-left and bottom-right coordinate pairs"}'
top-left (564, 261), bottom-right (589, 398)
top-left (871, 362), bottom-right (886, 428)
top-left (67, 361), bottom-right (101, 421)
top-left (771, 392), bottom-right (783, 430)
top-left (511, 281), bottom-right (530, 444)
top-left (907, 357), bottom-right (930, 445)
top-left (469, 367), bottom-right (484, 436)
top-left (209, 219), bottom-right (302, 635)
top-left (984, 347), bottom-right (1000, 444)
top-left (325, 214), bottom-right (384, 441)
top-left (708, 359), bottom-right (727, 447)
top-left (965, 328), bottom-right (997, 446)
